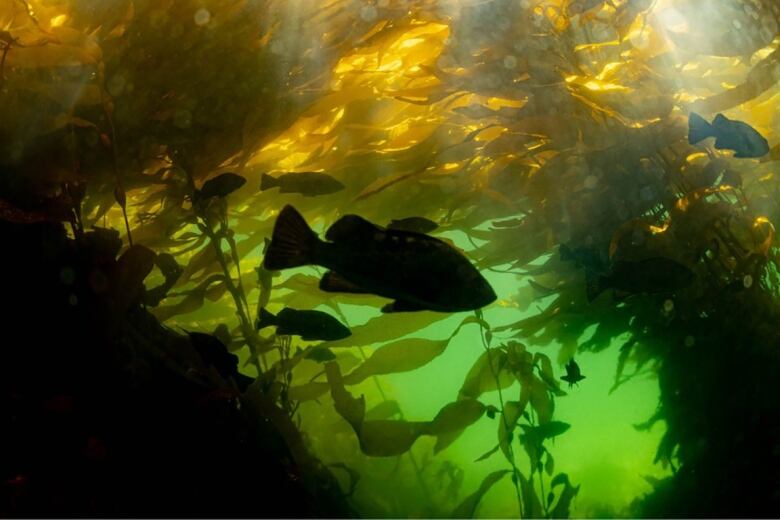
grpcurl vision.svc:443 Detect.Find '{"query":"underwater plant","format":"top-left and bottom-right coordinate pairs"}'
top-left (1, 0), bottom-right (779, 517)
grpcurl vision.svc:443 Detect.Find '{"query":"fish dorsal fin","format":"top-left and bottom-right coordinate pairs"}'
top-left (326, 214), bottom-right (383, 242)
top-left (713, 113), bottom-right (729, 125)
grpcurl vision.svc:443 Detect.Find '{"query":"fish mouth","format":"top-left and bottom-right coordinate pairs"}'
top-left (474, 278), bottom-right (498, 308)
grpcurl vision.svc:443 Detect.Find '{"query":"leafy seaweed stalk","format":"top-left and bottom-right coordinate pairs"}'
top-left (475, 309), bottom-right (523, 516)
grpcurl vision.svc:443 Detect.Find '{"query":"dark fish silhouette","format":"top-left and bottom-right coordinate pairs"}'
top-left (689, 113), bottom-right (769, 158)
top-left (195, 172), bottom-right (247, 201)
top-left (387, 216), bottom-right (438, 234)
top-left (263, 205), bottom-right (496, 313)
top-left (255, 307), bottom-right (351, 341)
top-left (187, 331), bottom-right (253, 391)
top-left (559, 243), bottom-right (607, 273)
top-left (260, 172), bottom-right (344, 197)
top-left (587, 257), bottom-right (694, 302)
top-left (561, 359), bottom-right (585, 388)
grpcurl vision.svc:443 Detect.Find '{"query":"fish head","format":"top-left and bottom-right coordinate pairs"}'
top-left (468, 271), bottom-right (498, 309)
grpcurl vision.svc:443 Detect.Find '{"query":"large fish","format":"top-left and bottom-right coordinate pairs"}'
top-left (263, 205), bottom-right (496, 313)
top-left (260, 172), bottom-right (344, 197)
top-left (587, 257), bottom-right (694, 302)
top-left (689, 113), bottom-right (769, 158)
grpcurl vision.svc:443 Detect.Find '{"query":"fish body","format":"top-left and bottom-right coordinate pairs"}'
top-left (255, 307), bottom-right (351, 341)
top-left (561, 359), bottom-right (585, 388)
top-left (263, 205), bottom-right (496, 313)
top-left (689, 113), bottom-right (769, 158)
top-left (587, 257), bottom-right (694, 302)
top-left (559, 243), bottom-right (607, 273)
top-left (187, 331), bottom-right (252, 391)
top-left (387, 216), bottom-right (438, 234)
top-left (195, 172), bottom-right (246, 201)
top-left (260, 172), bottom-right (344, 197)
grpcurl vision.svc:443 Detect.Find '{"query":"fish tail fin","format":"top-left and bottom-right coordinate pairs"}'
top-left (260, 173), bottom-right (278, 191)
top-left (255, 307), bottom-right (277, 330)
top-left (263, 205), bottom-right (319, 270)
top-left (585, 273), bottom-right (606, 302)
top-left (689, 113), bottom-right (714, 144)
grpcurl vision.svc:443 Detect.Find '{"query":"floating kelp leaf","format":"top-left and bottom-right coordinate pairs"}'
top-left (358, 419), bottom-right (427, 457)
top-left (458, 349), bottom-right (513, 400)
top-left (427, 399), bottom-right (486, 435)
top-left (325, 362), bottom-right (365, 434)
top-left (498, 400), bottom-right (526, 463)
top-left (545, 451), bottom-right (555, 476)
top-left (518, 470), bottom-right (544, 519)
top-left (430, 399), bottom-right (485, 453)
top-left (634, 408), bottom-right (663, 432)
top-left (255, 263), bottom-right (274, 311)
top-left (287, 381), bottom-right (329, 402)
top-left (323, 310), bottom-right (449, 349)
top-left (179, 245), bottom-right (219, 283)
top-left (549, 473), bottom-right (580, 519)
top-left (529, 376), bottom-right (554, 425)
top-left (474, 444), bottom-right (500, 462)
top-left (343, 337), bottom-right (450, 385)
top-left (365, 400), bottom-right (402, 421)
top-left (305, 346), bottom-right (337, 363)
top-left (534, 352), bottom-right (567, 396)
top-left (520, 421), bottom-right (571, 442)
top-left (450, 470), bottom-right (510, 518)
top-left (610, 338), bottom-right (636, 394)
top-left (153, 274), bottom-right (226, 321)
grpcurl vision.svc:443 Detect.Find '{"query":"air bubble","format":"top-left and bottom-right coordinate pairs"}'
top-left (194, 8), bottom-right (211, 26)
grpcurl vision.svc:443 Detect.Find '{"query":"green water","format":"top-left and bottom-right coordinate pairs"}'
top-left (232, 260), bottom-right (671, 518)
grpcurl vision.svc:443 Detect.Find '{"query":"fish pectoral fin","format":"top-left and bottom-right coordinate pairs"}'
top-left (275, 326), bottom-right (293, 336)
top-left (381, 299), bottom-right (427, 313)
top-left (326, 214), bottom-right (384, 242)
top-left (319, 271), bottom-right (371, 294)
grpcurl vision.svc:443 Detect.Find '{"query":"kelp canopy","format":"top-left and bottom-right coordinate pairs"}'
top-left (1, 0), bottom-right (779, 517)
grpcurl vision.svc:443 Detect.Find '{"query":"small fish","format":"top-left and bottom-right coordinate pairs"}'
top-left (194, 172), bottom-right (247, 201)
top-left (561, 359), bottom-right (586, 388)
top-left (387, 216), bottom-right (439, 234)
top-left (587, 257), bottom-right (694, 302)
top-left (260, 172), bottom-right (344, 197)
top-left (689, 113), bottom-right (769, 159)
top-left (559, 243), bottom-right (607, 273)
top-left (263, 205), bottom-right (496, 313)
top-left (187, 331), bottom-right (253, 391)
top-left (255, 307), bottom-right (351, 341)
